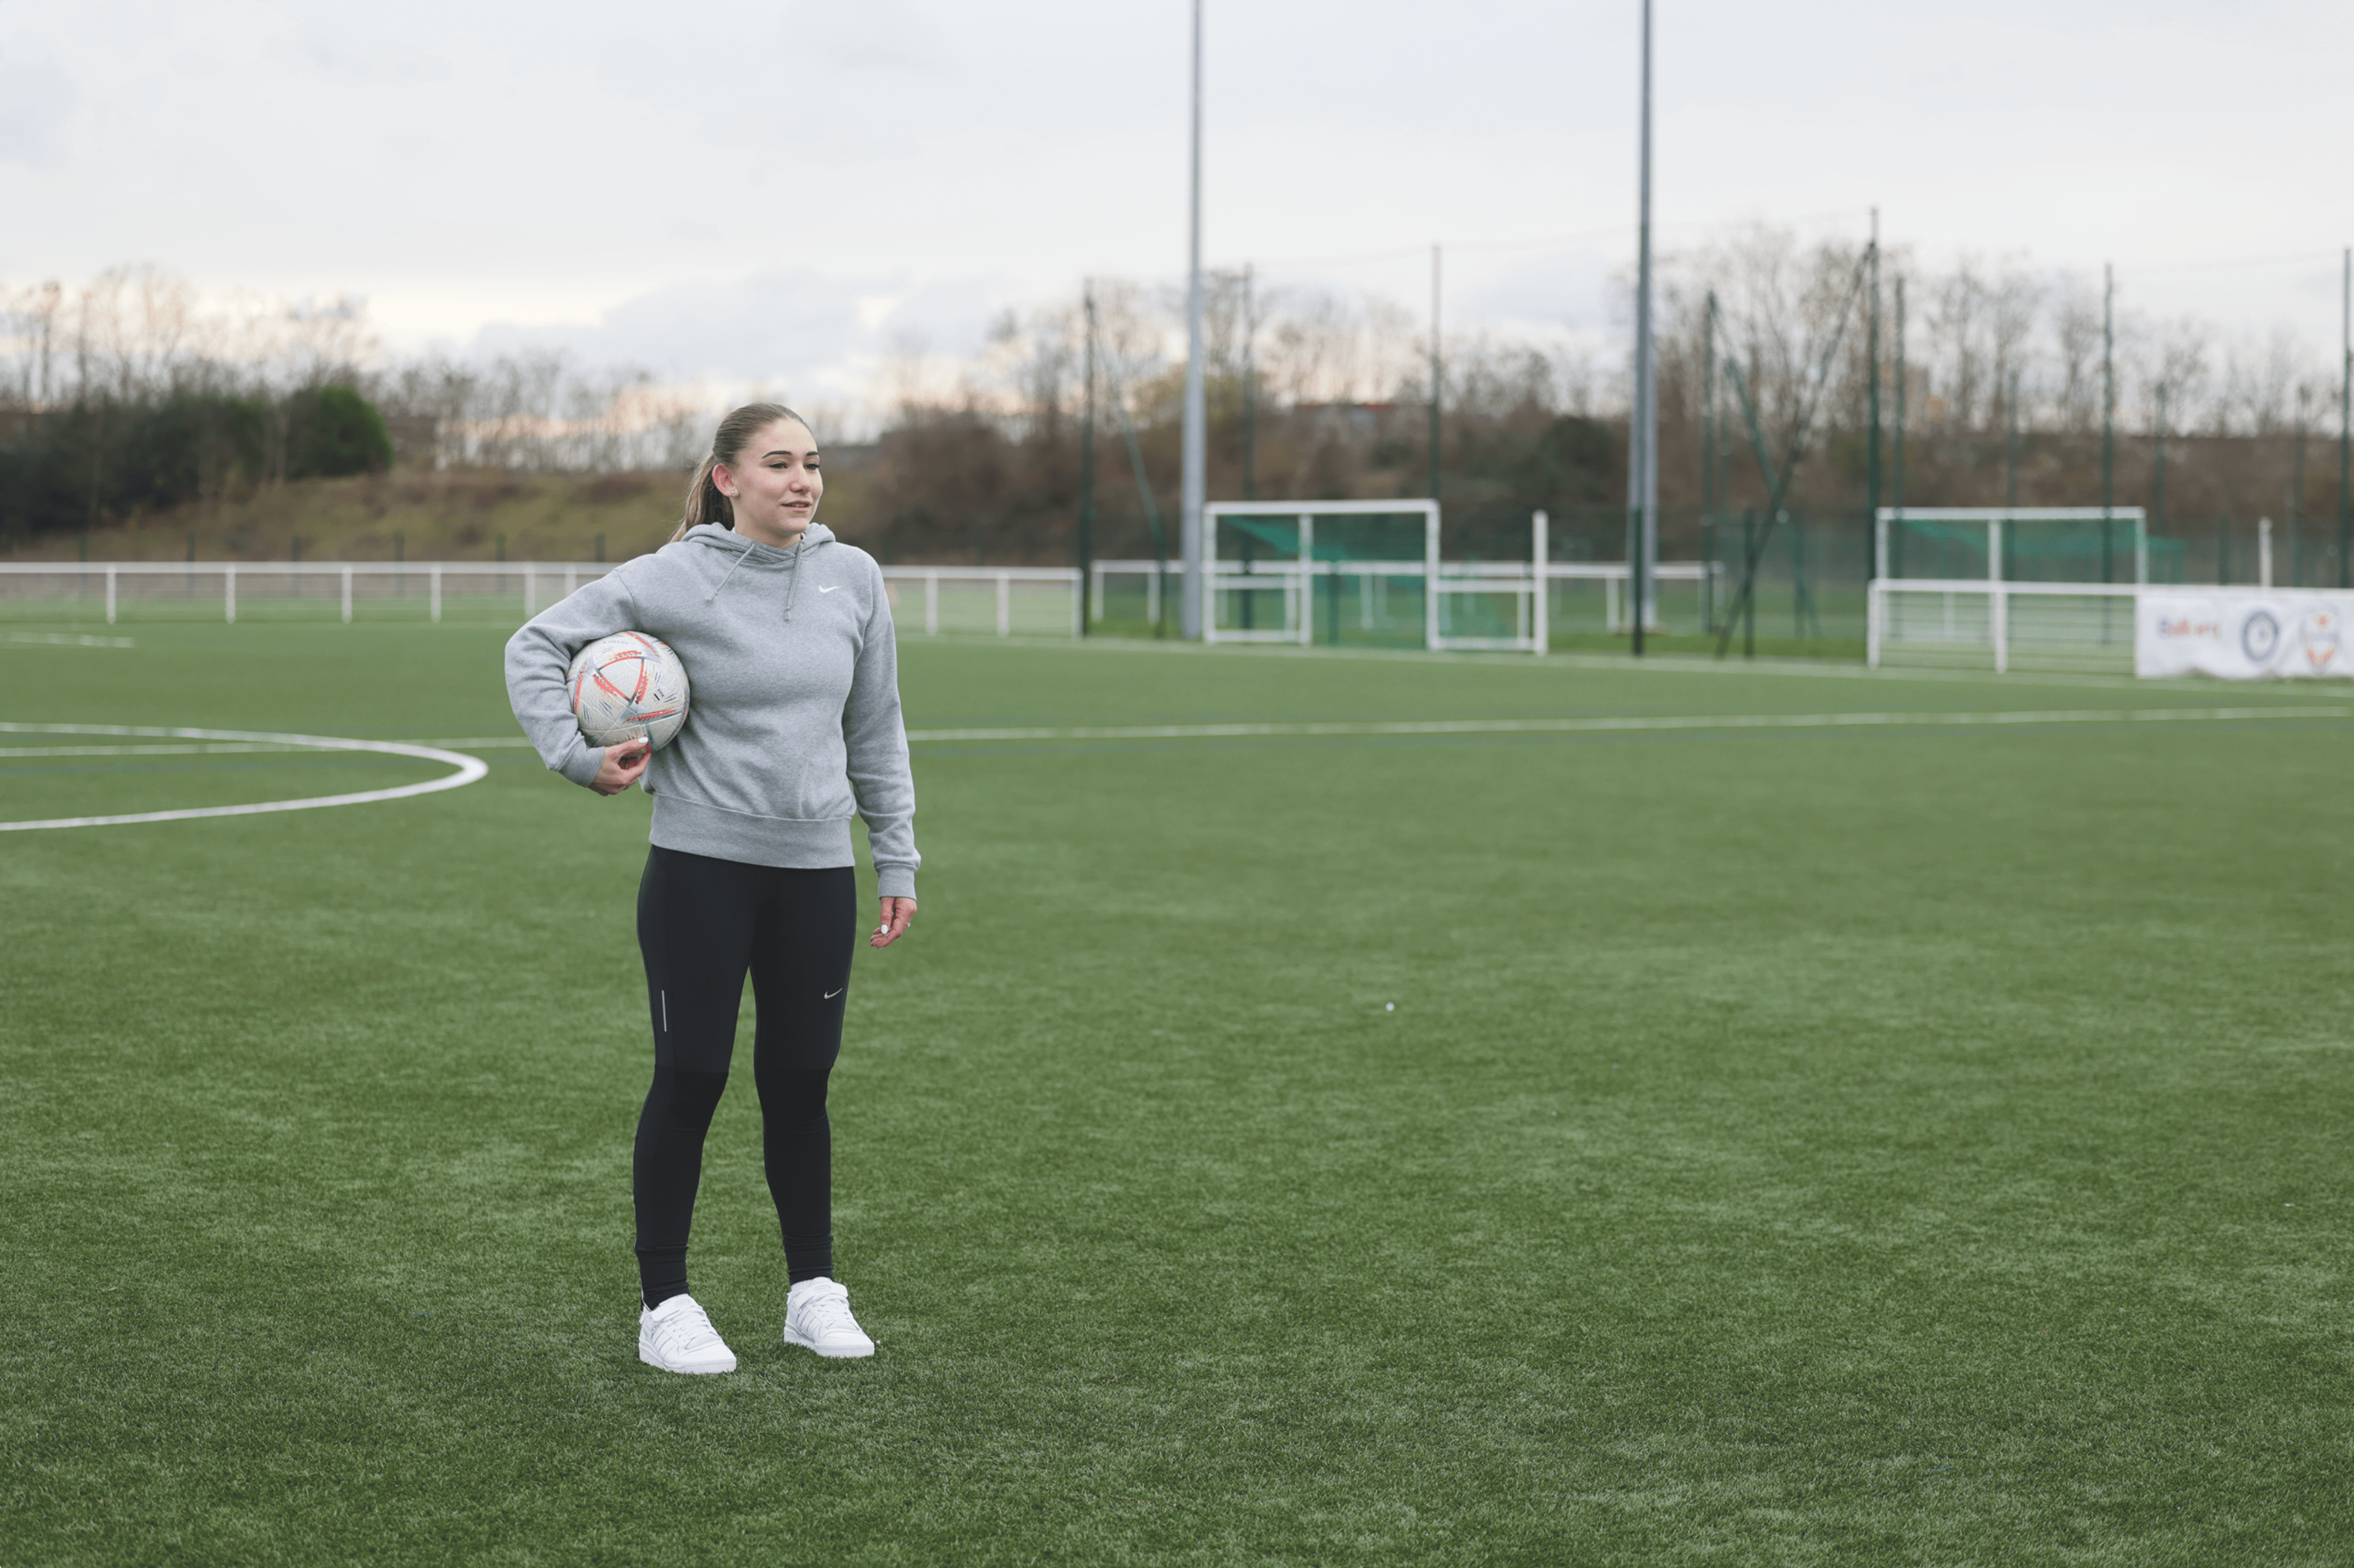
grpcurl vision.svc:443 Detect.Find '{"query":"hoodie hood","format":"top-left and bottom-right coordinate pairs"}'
top-left (681, 521), bottom-right (837, 559)
top-left (685, 521), bottom-right (837, 618)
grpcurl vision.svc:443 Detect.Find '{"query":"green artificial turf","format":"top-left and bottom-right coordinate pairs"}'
top-left (4, 615), bottom-right (2353, 1565)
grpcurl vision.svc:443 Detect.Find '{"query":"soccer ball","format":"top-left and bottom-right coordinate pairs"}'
top-left (567, 632), bottom-right (690, 751)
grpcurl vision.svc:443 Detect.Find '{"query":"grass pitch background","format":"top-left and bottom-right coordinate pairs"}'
top-left (3, 618), bottom-right (2351, 1564)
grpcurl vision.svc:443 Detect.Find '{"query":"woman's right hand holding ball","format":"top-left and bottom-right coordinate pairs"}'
top-left (592, 742), bottom-right (651, 796)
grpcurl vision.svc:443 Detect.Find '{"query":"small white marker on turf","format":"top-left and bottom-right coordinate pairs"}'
top-left (1385, 1003), bottom-right (1395, 1011)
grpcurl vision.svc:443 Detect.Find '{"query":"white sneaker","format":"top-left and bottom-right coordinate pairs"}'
top-left (638, 1293), bottom-right (738, 1374)
top-left (783, 1277), bottom-right (875, 1359)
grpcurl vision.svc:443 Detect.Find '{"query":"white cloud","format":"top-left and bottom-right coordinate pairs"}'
top-left (0, 53), bottom-right (76, 170)
top-left (464, 267), bottom-right (1008, 405)
top-left (0, 0), bottom-right (2345, 389)
top-left (782, 0), bottom-right (946, 72)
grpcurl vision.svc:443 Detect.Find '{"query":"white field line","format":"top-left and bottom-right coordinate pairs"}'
top-left (0, 722), bottom-right (488, 831)
top-left (0, 631), bottom-right (138, 648)
top-left (895, 707), bottom-right (2354, 743)
top-left (413, 707), bottom-right (2351, 752)
top-left (0, 742), bottom-right (319, 757)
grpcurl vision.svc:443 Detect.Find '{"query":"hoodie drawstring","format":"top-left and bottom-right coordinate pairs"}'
top-left (781, 539), bottom-right (805, 622)
top-left (705, 535), bottom-right (758, 603)
top-left (694, 525), bottom-right (820, 619)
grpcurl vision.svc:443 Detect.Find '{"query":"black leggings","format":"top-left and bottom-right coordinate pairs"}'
top-left (632, 847), bottom-right (857, 1310)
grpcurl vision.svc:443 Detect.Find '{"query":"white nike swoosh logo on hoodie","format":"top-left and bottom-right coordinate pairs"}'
top-left (819, 585), bottom-right (839, 592)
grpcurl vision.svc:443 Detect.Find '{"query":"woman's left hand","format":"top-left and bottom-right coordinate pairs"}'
top-left (871, 897), bottom-right (917, 949)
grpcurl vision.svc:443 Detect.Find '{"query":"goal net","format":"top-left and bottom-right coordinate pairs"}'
top-left (1203, 500), bottom-right (1549, 652)
top-left (1870, 507), bottom-right (2174, 672)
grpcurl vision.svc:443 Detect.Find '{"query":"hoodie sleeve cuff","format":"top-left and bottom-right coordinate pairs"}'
top-left (875, 865), bottom-right (917, 901)
top-left (557, 744), bottom-right (605, 789)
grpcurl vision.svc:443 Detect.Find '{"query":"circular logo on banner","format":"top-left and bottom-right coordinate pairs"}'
top-left (2242, 609), bottom-right (2281, 665)
top-left (2304, 607), bottom-right (2342, 671)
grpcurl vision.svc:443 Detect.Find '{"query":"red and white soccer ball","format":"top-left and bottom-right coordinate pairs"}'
top-left (567, 632), bottom-right (690, 752)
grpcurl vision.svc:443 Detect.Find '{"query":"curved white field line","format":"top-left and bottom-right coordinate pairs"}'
top-left (0, 721), bottom-right (488, 832)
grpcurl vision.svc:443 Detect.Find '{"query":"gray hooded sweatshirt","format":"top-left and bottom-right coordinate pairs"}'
top-left (503, 522), bottom-right (918, 899)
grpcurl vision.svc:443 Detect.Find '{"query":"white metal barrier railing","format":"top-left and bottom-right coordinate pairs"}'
top-left (0, 560), bottom-right (623, 624)
top-left (877, 566), bottom-right (1081, 637)
top-left (1868, 577), bottom-right (2141, 672)
top-left (1090, 560), bottom-right (1172, 627)
top-left (0, 560), bottom-right (1091, 639)
top-left (1, 556), bottom-right (1731, 650)
top-left (1539, 561), bottom-right (1722, 635)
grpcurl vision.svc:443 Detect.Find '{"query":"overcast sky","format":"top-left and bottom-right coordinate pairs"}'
top-left (2, 0), bottom-right (2346, 401)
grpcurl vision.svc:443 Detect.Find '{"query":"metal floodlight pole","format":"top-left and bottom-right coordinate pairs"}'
top-left (1429, 243), bottom-right (1443, 505)
top-left (1242, 263), bottom-right (1257, 501)
top-left (2340, 245), bottom-right (2351, 588)
top-left (1702, 293), bottom-right (1718, 519)
top-left (1628, 0), bottom-right (1657, 655)
top-left (1079, 283), bottom-right (1098, 636)
top-left (2152, 382), bottom-right (2168, 535)
top-left (1178, 0), bottom-right (1207, 639)
top-left (2293, 383), bottom-right (2308, 583)
top-left (2005, 368), bottom-right (2021, 510)
top-left (1893, 275), bottom-right (1907, 513)
top-left (1701, 293), bottom-right (1719, 632)
top-left (2294, 384), bottom-right (2309, 531)
top-left (1866, 211), bottom-right (1881, 553)
top-left (2102, 263), bottom-right (2116, 584)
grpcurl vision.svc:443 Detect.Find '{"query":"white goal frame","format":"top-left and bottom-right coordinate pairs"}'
top-left (1870, 507), bottom-right (2152, 674)
top-left (1202, 500), bottom-right (1552, 654)
top-left (1876, 507), bottom-right (2151, 586)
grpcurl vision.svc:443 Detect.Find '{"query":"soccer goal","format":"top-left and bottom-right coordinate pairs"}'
top-left (1202, 500), bottom-right (1548, 654)
top-left (1869, 508), bottom-right (2165, 672)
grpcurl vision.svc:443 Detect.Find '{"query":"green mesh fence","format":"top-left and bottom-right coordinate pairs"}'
top-left (1882, 515), bottom-right (2188, 584)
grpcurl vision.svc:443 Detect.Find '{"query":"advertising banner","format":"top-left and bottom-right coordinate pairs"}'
top-left (2137, 590), bottom-right (2354, 680)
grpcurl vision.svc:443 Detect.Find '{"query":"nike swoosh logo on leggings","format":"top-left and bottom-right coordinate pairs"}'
top-left (824, 988), bottom-right (844, 998)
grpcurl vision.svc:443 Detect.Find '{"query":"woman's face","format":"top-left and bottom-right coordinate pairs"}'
top-left (714, 418), bottom-right (822, 547)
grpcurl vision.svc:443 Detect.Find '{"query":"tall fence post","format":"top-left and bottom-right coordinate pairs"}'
top-left (995, 572), bottom-right (1010, 635)
top-left (225, 564), bottom-right (237, 624)
top-left (1530, 510), bottom-right (1548, 655)
top-left (105, 565), bottom-right (117, 625)
top-left (925, 572), bottom-right (939, 635)
top-left (1990, 518), bottom-right (2008, 674)
top-left (1700, 521), bottom-right (1714, 633)
top-left (1422, 506), bottom-right (1441, 652)
top-left (1742, 511), bottom-right (1756, 659)
top-left (1298, 515), bottom-right (1316, 647)
top-left (525, 564), bottom-right (537, 619)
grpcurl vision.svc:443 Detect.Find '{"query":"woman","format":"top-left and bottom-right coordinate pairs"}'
top-left (505, 402), bottom-right (917, 1375)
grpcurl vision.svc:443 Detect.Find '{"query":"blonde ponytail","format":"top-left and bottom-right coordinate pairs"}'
top-left (670, 402), bottom-right (813, 543)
